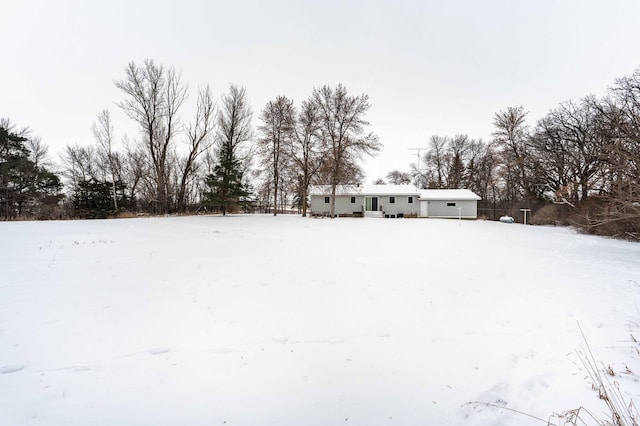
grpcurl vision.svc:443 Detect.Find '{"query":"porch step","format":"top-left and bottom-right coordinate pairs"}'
top-left (364, 211), bottom-right (384, 218)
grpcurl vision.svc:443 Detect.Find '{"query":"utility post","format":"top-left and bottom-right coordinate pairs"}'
top-left (520, 208), bottom-right (531, 225)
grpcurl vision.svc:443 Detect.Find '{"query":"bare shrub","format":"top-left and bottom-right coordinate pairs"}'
top-left (531, 204), bottom-right (570, 226)
top-left (572, 197), bottom-right (640, 240)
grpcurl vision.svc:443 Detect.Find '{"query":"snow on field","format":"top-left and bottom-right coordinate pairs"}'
top-left (1, 215), bottom-right (639, 425)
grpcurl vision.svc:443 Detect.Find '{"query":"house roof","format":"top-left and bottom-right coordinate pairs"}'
top-left (309, 184), bottom-right (419, 196)
top-left (362, 184), bottom-right (419, 195)
top-left (419, 189), bottom-right (481, 201)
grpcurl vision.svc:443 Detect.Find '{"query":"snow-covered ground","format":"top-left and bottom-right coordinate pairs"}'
top-left (1, 215), bottom-right (639, 425)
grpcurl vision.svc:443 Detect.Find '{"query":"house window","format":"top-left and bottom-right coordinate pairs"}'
top-left (389, 196), bottom-right (395, 204)
top-left (350, 196), bottom-right (356, 204)
top-left (447, 202), bottom-right (456, 207)
top-left (324, 196), bottom-right (330, 204)
top-left (408, 196), bottom-right (413, 204)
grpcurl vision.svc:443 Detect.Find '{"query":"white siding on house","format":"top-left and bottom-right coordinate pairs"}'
top-left (309, 194), bottom-right (328, 215)
top-left (309, 185), bottom-right (419, 217)
top-left (422, 200), bottom-right (477, 218)
top-left (418, 189), bottom-right (481, 219)
top-left (377, 195), bottom-right (419, 217)
top-left (309, 194), bottom-right (364, 216)
top-left (332, 195), bottom-right (364, 215)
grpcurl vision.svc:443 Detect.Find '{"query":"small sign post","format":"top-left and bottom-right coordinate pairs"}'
top-left (520, 208), bottom-right (531, 225)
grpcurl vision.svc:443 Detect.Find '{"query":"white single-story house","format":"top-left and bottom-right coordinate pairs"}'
top-left (309, 184), bottom-right (481, 219)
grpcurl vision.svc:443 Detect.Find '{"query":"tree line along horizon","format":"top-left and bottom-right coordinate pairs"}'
top-left (1, 60), bottom-right (638, 239)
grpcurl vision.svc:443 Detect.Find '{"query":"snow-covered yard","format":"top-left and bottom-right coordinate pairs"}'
top-left (1, 215), bottom-right (639, 425)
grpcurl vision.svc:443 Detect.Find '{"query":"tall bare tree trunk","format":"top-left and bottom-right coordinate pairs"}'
top-left (312, 84), bottom-right (381, 218)
top-left (92, 109), bottom-right (118, 212)
top-left (115, 60), bottom-right (187, 214)
top-left (258, 95), bottom-right (294, 217)
top-left (177, 85), bottom-right (215, 212)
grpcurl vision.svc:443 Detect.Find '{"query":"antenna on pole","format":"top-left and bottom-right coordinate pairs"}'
top-left (408, 148), bottom-right (426, 170)
top-left (409, 147), bottom-right (427, 188)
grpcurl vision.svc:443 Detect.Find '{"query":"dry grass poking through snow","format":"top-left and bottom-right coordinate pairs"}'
top-left (551, 325), bottom-right (639, 426)
top-left (469, 324), bottom-right (640, 426)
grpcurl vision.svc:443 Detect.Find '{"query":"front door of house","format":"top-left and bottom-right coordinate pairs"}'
top-left (365, 196), bottom-right (379, 211)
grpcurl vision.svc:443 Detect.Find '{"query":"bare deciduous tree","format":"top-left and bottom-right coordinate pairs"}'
top-left (385, 170), bottom-right (412, 185)
top-left (92, 109), bottom-right (118, 211)
top-left (115, 59), bottom-right (187, 213)
top-left (217, 85), bottom-right (253, 156)
top-left (258, 95), bottom-right (294, 215)
top-left (492, 106), bottom-right (532, 201)
top-left (176, 85), bottom-right (216, 212)
top-left (465, 139), bottom-right (497, 202)
top-left (312, 84), bottom-right (381, 217)
top-left (584, 69), bottom-right (640, 237)
top-left (26, 137), bottom-right (51, 170)
top-left (446, 134), bottom-right (471, 189)
top-left (204, 85), bottom-right (253, 215)
top-left (531, 99), bottom-right (604, 203)
top-left (60, 144), bottom-right (100, 188)
top-left (286, 99), bottom-right (324, 217)
top-left (424, 135), bottom-right (448, 188)
top-left (121, 137), bottom-right (147, 207)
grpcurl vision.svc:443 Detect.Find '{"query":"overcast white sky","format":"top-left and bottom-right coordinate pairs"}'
top-left (3, 0), bottom-right (640, 182)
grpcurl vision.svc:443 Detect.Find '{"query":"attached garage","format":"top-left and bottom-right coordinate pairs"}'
top-left (418, 189), bottom-right (481, 219)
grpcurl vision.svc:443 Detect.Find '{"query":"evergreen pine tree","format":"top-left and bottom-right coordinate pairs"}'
top-left (203, 141), bottom-right (248, 215)
top-left (1, 123), bottom-right (63, 219)
top-left (72, 179), bottom-right (131, 219)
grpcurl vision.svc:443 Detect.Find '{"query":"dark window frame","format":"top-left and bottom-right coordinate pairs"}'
top-left (447, 202), bottom-right (456, 207)
top-left (389, 196), bottom-right (395, 204)
top-left (350, 196), bottom-right (356, 204)
top-left (324, 196), bottom-right (330, 204)
top-left (408, 196), bottom-right (413, 204)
